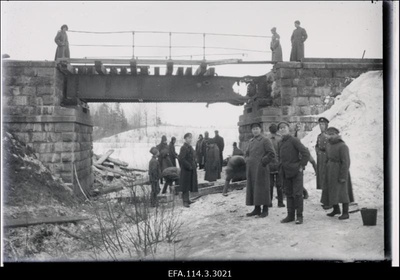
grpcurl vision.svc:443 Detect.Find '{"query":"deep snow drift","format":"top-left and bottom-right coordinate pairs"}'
top-left (301, 70), bottom-right (384, 208)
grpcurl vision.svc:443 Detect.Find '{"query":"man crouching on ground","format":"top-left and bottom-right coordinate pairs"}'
top-left (277, 122), bottom-right (310, 224)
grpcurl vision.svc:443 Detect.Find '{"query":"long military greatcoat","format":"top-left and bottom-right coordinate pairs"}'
top-left (178, 143), bottom-right (198, 193)
top-left (315, 132), bottom-right (329, 190)
top-left (320, 137), bottom-right (354, 206)
top-left (270, 33), bottom-right (283, 62)
top-left (54, 30), bottom-right (70, 60)
top-left (245, 134), bottom-right (275, 206)
top-left (204, 144), bottom-right (221, 182)
top-left (156, 142), bottom-right (173, 171)
top-left (290, 27), bottom-right (308, 61)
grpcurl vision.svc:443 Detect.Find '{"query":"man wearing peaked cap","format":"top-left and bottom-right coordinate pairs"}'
top-left (322, 126), bottom-right (354, 220)
top-left (318, 117), bottom-right (329, 124)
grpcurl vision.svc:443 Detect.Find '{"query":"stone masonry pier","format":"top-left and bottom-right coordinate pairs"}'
top-left (238, 58), bottom-right (383, 150)
top-left (2, 60), bottom-right (94, 194)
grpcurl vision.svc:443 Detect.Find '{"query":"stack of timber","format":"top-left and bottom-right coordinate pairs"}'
top-left (91, 149), bottom-right (149, 196)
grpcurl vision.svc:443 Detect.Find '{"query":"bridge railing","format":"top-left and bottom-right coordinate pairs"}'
top-left (67, 29), bottom-right (272, 62)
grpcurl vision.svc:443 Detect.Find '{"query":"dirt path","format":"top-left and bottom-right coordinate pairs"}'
top-left (168, 172), bottom-right (384, 261)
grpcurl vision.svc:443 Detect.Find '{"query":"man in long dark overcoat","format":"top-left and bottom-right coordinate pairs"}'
top-left (178, 133), bottom-right (198, 208)
top-left (213, 130), bottom-right (225, 169)
top-left (204, 139), bottom-right (221, 182)
top-left (321, 127), bottom-right (354, 220)
top-left (290, 20), bottom-right (308, 62)
top-left (169, 137), bottom-right (178, 167)
top-left (277, 122), bottom-right (310, 224)
top-left (245, 122), bottom-right (276, 218)
top-left (55, 24), bottom-right (70, 60)
top-left (195, 134), bottom-right (205, 169)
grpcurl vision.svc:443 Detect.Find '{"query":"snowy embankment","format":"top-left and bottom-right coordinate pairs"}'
top-left (302, 71), bottom-right (384, 208)
top-left (93, 125), bottom-right (240, 170)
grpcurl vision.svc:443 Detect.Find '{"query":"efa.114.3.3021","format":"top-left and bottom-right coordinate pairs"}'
top-left (168, 270), bottom-right (232, 278)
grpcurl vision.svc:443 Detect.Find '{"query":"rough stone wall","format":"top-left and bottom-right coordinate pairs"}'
top-left (238, 58), bottom-right (383, 149)
top-left (2, 61), bottom-right (93, 193)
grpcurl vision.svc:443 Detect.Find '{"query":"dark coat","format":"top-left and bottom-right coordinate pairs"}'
top-left (157, 142), bottom-right (173, 171)
top-left (149, 156), bottom-right (161, 194)
top-left (270, 33), bottom-right (283, 62)
top-left (290, 27), bottom-right (308, 61)
top-left (267, 133), bottom-right (282, 173)
top-left (204, 144), bottom-right (221, 182)
top-left (232, 146), bottom-right (244, 156)
top-left (278, 135), bottom-right (310, 179)
top-left (225, 156), bottom-right (246, 182)
top-left (54, 30), bottom-right (70, 60)
top-left (214, 135), bottom-right (225, 166)
top-left (178, 143), bottom-right (198, 193)
top-left (169, 142), bottom-right (178, 167)
top-left (315, 132), bottom-right (329, 190)
top-left (195, 138), bottom-right (205, 166)
top-left (245, 134), bottom-right (275, 206)
top-left (320, 137), bottom-right (354, 206)
top-left (202, 137), bottom-right (211, 162)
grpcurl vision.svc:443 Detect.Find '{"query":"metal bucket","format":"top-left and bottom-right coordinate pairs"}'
top-left (360, 208), bottom-right (377, 226)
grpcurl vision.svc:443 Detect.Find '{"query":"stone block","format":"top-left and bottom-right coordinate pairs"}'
top-left (61, 153), bottom-right (74, 162)
top-left (292, 78), bottom-right (306, 87)
top-left (62, 162), bottom-right (73, 172)
top-left (31, 132), bottom-right (47, 142)
top-left (293, 97), bottom-right (309, 106)
top-left (36, 68), bottom-right (56, 77)
top-left (12, 96), bottom-right (29, 106)
top-left (42, 106), bottom-right (55, 115)
top-left (80, 142), bottom-right (92, 151)
top-left (62, 132), bottom-right (77, 142)
top-left (13, 132), bottom-right (30, 143)
top-left (45, 132), bottom-right (62, 142)
top-left (55, 123), bottom-right (75, 132)
top-left (299, 106), bottom-right (311, 115)
top-left (281, 95), bottom-right (294, 106)
top-left (302, 63), bottom-right (326, 69)
top-left (39, 153), bottom-right (61, 163)
top-left (274, 62), bottom-right (302, 69)
top-left (333, 69), bottom-right (364, 78)
top-left (20, 86), bottom-right (36, 96)
top-left (60, 171), bottom-right (73, 183)
top-left (279, 68), bottom-right (297, 79)
top-left (280, 79), bottom-right (293, 87)
top-left (309, 97), bottom-right (324, 105)
top-left (42, 96), bottom-right (57, 106)
top-left (297, 86), bottom-right (315, 96)
top-left (37, 85), bottom-right (54, 96)
top-left (314, 87), bottom-right (332, 97)
top-left (48, 163), bottom-right (63, 173)
top-left (280, 87), bottom-right (297, 97)
top-left (281, 106), bottom-right (296, 116)
top-left (29, 76), bottom-right (54, 86)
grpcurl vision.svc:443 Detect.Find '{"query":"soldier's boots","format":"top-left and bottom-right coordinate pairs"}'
top-left (327, 204), bottom-right (341, 217)
top-left (281, 213), bottom-right (295, 223)
top-left (295, 216), bottom-right (303, 224)
top-left (338, 203), bottom-right (349, 220)
top-left (259, 206), bottom-right (269, 218)
top-left (183, 202), bottom-right (190, 208)
top-left (246, 206), bottom-right (261, 217)
top-left (278, 202), bottom-right (286, 208)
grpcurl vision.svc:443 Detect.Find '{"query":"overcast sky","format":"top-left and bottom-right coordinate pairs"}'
top-left (1, 1), bottom-right (383, 127)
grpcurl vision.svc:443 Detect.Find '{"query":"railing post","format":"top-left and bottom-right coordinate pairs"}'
top-left (169, 32), bottom-right (172, 59)
top-left (132, 32), bottom-right (135, 59)
top-left (203, 33), bottom-right (206, 61)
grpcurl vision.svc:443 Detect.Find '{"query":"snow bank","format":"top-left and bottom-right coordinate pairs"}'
top-left (94, 125), bottom-right (239, 170)
top-left (302, 71), bottom-right (384, 208)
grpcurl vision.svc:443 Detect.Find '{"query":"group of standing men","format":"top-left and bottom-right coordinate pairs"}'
top-left (270, 20), bottom-right (308, 62)
top-left (244, 117), bottom-right (354, 224)
top-left (195, 131), bottom-right (225, 183)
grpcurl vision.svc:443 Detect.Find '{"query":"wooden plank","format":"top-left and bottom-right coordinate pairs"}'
top-left (194, 62), bottom-right (207, 75)
top-left (96, 149), bottom-right (114, 165)
top-left (191, 180), bottom-right (246, 197)
top-left (110, 67), bottom-right (118, 75)
top-left (120, 67), bottom-right (128, 75)
top-left (176, 67), bottom-right (184, 76)
top-left (130, 61), bottom-right (137, 75)
top-left (4, 216), bottom-right (89, 228)
top-left (204, 67), bottom-right (215, 76)
top-left (94, 163), bottom-right (136, 179)
top-left (166, 61), bottom-right (174, 76)
top-left (95, 61), bottom-right (107, 75)
top-left (92, 165), bottom-right (106, 176)
top-left (184, 67), bottom-right (193, 76)
top-left (120, 166), bottom-right (147, 172)
top-left (93, 153), bottom-right (129, 167)
top-left (102, 161), bottom-right (114, 168)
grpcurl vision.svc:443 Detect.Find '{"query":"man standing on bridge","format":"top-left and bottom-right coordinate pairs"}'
top-left (54, 24), bottom-right (70, 60)
top-left (270, 27), bottom-right (283, 62)
top-left (290, 20), bottom-right (308, 62)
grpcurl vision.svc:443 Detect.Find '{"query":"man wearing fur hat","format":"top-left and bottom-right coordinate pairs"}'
top-left (245, 122), bottom-right (276, 218)
top-left (277, 121), bottom-right (310, 224)
top-left (321, 127), bottom-right (354, 220)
